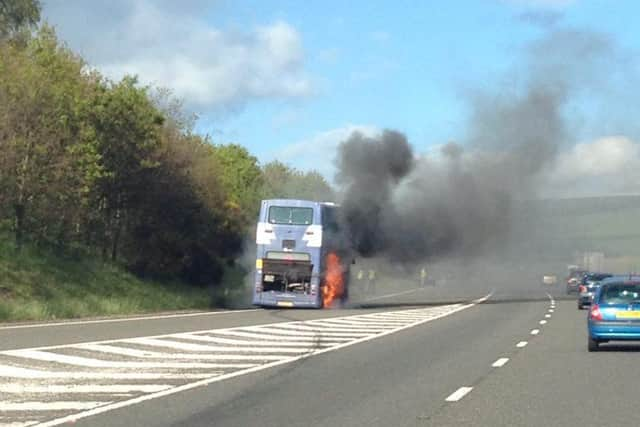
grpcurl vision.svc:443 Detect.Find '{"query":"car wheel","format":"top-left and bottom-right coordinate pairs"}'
top-left (577, 303), bottom-right (583, 310)
top-left (588, 336), bottom-right (600, 352)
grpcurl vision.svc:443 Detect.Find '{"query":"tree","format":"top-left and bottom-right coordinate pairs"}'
top-left (212, 144), bottom-right (263, 230)
top-left (0, 0), bottom-right (41, 41)
top-left (0, 26), bottom-right (100, 248)
top-left (262, 160), bottom-right (335, 201)
top-left (87, 76), bottom-right (164, 260)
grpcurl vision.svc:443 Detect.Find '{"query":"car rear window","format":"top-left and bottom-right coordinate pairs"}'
top-left (600, 284), bottom-right (640, 304)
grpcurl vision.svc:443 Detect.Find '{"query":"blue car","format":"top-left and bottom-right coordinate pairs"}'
top-left (588, 277), bottom-right (640, 351)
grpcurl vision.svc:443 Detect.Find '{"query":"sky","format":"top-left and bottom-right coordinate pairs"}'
top-left (41, 0), bottom-right (640, 195)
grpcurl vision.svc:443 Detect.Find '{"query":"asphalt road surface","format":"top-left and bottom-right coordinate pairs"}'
top-left (1, 284), bottom-right (637, 427)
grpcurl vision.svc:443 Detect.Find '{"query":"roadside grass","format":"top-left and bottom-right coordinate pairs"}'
top-left (0, 235), bottom-right (215, 322)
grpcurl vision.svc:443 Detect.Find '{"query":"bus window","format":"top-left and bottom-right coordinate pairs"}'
top-left (268, 206), bottom-right (313, 225)
top-left (322, 206), bottom-right (340, 232)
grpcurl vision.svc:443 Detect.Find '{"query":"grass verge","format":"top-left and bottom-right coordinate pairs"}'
top-left (0, 235), bottom-right (215, 323)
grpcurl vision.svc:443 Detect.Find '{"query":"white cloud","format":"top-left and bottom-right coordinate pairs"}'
top-left (545, 136), bottom-right (640, 197)
top-left (275, 124), bottom-right (381, 181)
top-left (43, 1), bottom-right (313, 111)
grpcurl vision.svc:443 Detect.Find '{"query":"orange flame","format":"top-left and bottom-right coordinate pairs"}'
top-left (323, 252), bottom-right (344, 308)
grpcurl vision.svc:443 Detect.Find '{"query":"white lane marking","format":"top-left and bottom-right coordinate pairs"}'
top-left (3, 349), bottom-right (256, 369)
top-left (0, 422), bottom-right (40, 427)
top-left (548, 309), bottom-right (554, 313)
top-left (363, 287), bottom-right (426, 301)
top-left (36, 297), bottom-right (490, 427)
top-left (171, 333), bottom-right (336, 347)
top-left (306, 319), bottom-right (391, 329)
top-left (0, 384), bottom-right (172, 394)
top-left (75, 344), bottom-right (288, 361)
top-left (545, 314), bottom-right (551, 318)
top-left (445, 387), bottom-right (473, 402)
top-left (0, 309), bottom-right (261, 331)
top-left (539, 320), bottom-right (547, 325)
top-left (0, 401), bottom-right (111, 411)
top-left (492, 358), bottom-right (509, 368)
top-left (247, 324), bottom-right (370, 337)
top-left (301, 322), bottom-right (387, 332)
top-left (124, 338), bottom-right (309, 354)
top-left (0, 401), bottom-right (111, 412)
top-left (516, 341), bottom-right (528, 348)
top-left (200, 330), bottom-right (350, 343)
top-left (473, 292), bottom-right (494, 303)
top-left (0, 365), bottom-right (212, 380)
top-left (239, 327), bottom-right (365, 338)
top-left (312, 319), bottom-right (408, 327)
top-left (531, 329), bottom-right (540, 335)
top-left (273, 322), bottom-right (384, 332)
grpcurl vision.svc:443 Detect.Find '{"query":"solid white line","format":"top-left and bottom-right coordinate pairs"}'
top-left (0, 384), bottom-right (172, 394)
top-left (74, 344), bottom-right (288, 361)
top-left (37, 299), bottom-right (488, 427)
top-left (0, 401), bottom-right (111, 411)
top-left (445, 387), bottom-right (473, 402)
top-left (0, 309), bottom-right (261, 331)
top-left (0, 365), bottom-right (213, 380)
top-left (539, 320), bottom-right (547, 325)
top-left (4, 349), bottom-right (256, 369)
top-left (516, 341), bottom-right (528, 348)
top-left (492, 358), bottom-right (509, 368)
top-left (531, 329), bottom-right (540, 335)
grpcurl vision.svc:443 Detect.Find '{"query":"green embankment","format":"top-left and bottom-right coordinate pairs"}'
top-left (0, 236), bottom-right (215, 322)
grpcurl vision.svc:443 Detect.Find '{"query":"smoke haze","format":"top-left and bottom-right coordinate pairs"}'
top-left (335, 26), bottom-right (630, 264)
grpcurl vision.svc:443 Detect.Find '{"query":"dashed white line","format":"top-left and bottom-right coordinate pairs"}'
top-left (491, 358), bottom-right (509, 368)
top-left (539, 320), bottom-right (547, 325)
top-left (516, 341), bottom-right (528, 348)
top-left (545, 314), bottom-right (551, 318)
top-left (531, 329), bottom-right (540, 335)
top-left (548, 309), bottom-right (554, 313)
top-left (445, 387), bottom-right (473, 402)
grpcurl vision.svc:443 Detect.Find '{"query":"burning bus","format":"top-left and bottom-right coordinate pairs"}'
top-left (252, 199), bottom-right (352, 308)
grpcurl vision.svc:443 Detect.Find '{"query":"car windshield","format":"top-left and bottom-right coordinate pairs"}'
top-left (601, 284), bottom-right (640, 304)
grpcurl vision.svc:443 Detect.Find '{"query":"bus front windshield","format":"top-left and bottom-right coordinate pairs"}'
top-left (268, 206), bottom-right (313, 225)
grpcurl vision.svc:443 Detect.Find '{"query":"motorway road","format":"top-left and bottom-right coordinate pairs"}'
top-left (1, 285), bottom-right (638, 427)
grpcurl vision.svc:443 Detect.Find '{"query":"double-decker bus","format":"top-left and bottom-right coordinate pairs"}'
top-left (252, 199), bottom-right (352, 308)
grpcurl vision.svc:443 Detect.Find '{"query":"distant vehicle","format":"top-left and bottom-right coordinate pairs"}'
top-left (587, 277), bottom-right (640, 351)
top-left (542, 275), bottom-right (557, 286)
top-left (252, 199), bottom-right (352, 309)
top-left (577, 273), bottom-right (613, 309)
top-left (566, 269), bottom-right (587, 294)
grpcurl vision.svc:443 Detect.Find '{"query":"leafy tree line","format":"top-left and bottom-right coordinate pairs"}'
top-left (0, 0), bottom-right (334, 287)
